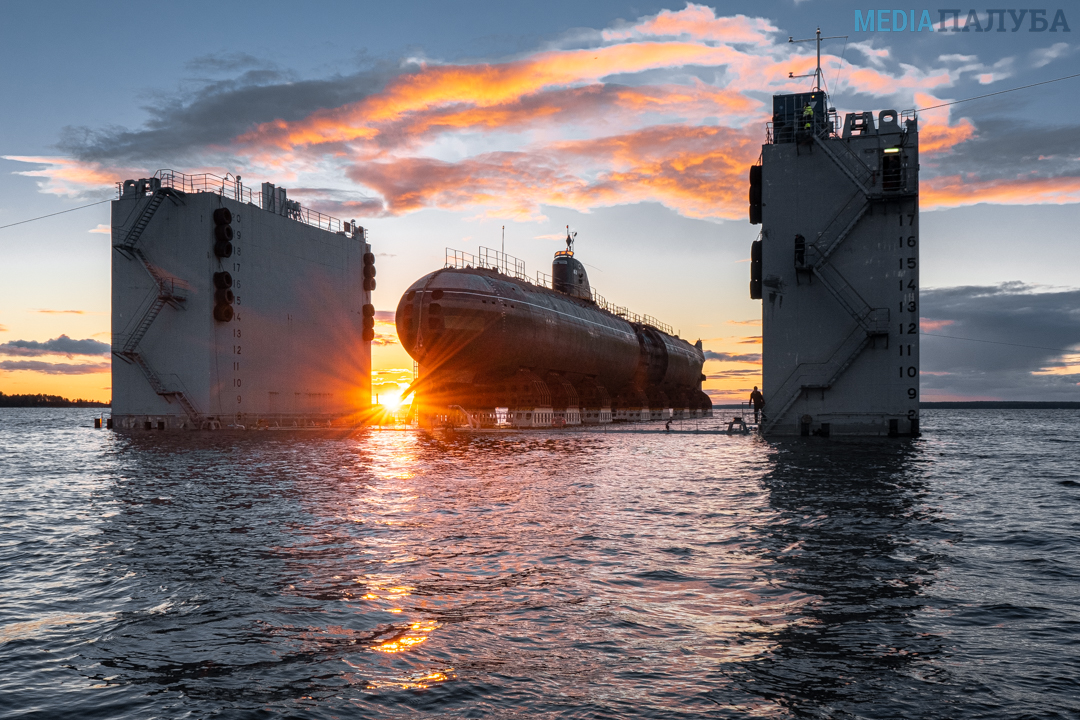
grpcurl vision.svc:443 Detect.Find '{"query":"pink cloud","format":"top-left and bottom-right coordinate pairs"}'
top-left (6, 4), bottom-right (1073, 221)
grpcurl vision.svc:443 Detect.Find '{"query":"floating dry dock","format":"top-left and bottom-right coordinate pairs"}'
top-left (751, 91), bottom-right (920, 437)
top-left (110, 171), bottom-right (373, 430)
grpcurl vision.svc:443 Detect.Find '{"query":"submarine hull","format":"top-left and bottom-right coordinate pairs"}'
top-left (396, 267), bottom-right (710, 427)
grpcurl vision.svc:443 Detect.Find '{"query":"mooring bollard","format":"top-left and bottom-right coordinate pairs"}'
top-left (94, 418), bottom-right (102, 428)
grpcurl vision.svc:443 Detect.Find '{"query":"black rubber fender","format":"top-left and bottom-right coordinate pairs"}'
top-left (214, 224), bottom-right (234, 243)
top-left (213, 303), bottom-right (234, 322)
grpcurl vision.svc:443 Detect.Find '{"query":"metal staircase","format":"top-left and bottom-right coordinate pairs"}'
top-left (762, 136), bottom-right (892, 434)
top-left (113, 187), bottom-right (184, 253)
top-left (812, 134), bottom-right (874, 194)
top-left (763, 325), bottom-right (872, 434)
top-left (814, 263), bottom-right (890, 334)
top-left (111, 188), bottom-right (199, 425)
top-left (126, 352), bottom-right (201, 424)
top-left (806, 190), bottom-right (869, 265)
top-left (113, 250), bottom-right (187, 354)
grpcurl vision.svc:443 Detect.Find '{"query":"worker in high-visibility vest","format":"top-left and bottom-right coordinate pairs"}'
top-left (803, 103), bottom-right (814, 131)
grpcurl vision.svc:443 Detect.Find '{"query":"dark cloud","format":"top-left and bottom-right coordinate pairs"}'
top-left (374, 311), bottom-right (395, 322)
top-left (185, 53), bottom-right (270, 75)
top-left (707, 369), bottom-right (761, 379)
top-left (921, 282), bottom-right (1080, 400)
top-left (704, 350), bottom-right (761, 362)
top-left (927, 118), bottom-right (1080, 182)
top-left (0, 360), bottom-right (110, 374)
top-left (0, 335), bottom-right (110, 357)
top-left (58, 66), bottom-right (400, 165)
top-left (287, 187), bottom-right (388, 218)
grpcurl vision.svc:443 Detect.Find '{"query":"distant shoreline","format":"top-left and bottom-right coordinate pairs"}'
top-left (3, 400), bottom-right (1077, 411)
top-left (712, 402), bottom-right (1080, 410)
top-left (0, 393), bottom-right (109, 408)
top-left (919, 401), bottom-right (1080, 409)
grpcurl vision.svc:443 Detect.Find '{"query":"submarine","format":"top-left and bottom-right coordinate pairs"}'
top-left (396, 232), bottom-right (711, 428)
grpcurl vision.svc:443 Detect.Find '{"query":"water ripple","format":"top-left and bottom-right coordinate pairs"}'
top-left (1, 408), bottom-right (1078, 718)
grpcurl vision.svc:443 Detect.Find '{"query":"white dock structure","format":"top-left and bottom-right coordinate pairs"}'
top-left (750, 93), bottom-right (920, 436)
top-left (110, 171), bottom-right (374, 430)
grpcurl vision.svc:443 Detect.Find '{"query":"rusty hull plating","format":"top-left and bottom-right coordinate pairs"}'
top-left (397, 246), bottom-right (710, 428)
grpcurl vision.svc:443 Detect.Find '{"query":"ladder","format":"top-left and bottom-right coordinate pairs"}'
top-left (763, 136), bottom-right (892, 434)
top-left (113, 187), bottom-right (185, 253)
top-left (812, 134), bottom-right (874, 194)
top-left (124, 351), bottom-right (202, 424)
top-left (113, 249), bottom-right (186, 354)
top-left (114, 192), bottom-right (165, 250)
top-left (807, 190), bottom-right (869, 265)
top-left (110, 188), bottom-right (196, 424)
top-left (763, 326), bottom-right (872, 434)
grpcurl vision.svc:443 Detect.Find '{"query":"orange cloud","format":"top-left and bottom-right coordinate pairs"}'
top-left (3, 156), bottom-right (129, 197)
top-left (403, 82), bottom-right (760, 140)
top-left (603, 5), bottom-right (778, 43)
top-left (920, 318), bottom-right (954, 331)
top-left (9, 4), bottom-right (1076, 221)
top-left (923, 175), bottom-right (1080, 209)
top-left (913, 91), bottom-right (977, 156)
top-left (346, 124), bottom-right (760, 220)
top-left (240, 40), bottom-right (769, 153)
top-left (842, 66), bottom-right (953, 97)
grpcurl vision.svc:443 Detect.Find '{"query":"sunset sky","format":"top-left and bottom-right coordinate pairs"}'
top-left (2, 1), bottom-right (1078, 403)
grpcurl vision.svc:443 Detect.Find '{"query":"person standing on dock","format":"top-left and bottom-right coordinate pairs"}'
top-left (750, 386), bottom-right (765, 424)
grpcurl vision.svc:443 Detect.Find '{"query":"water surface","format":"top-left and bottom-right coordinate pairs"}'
top-left (1, 409), bottom-right (1078, 718)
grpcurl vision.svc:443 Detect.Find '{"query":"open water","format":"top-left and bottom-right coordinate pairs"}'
top-left (1, 408), bottom-right (1078, 719)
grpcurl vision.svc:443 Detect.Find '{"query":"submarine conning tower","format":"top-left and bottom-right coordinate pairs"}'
top-left (749, 91), bottom-right (920, 437)
top-left (396, 238), bottom-right (711, 429)
top-left (551, 231), bottom-right (591, 299)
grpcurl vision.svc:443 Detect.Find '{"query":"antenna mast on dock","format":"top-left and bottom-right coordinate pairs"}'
top-left (788, 27), bottom-right (846, 92)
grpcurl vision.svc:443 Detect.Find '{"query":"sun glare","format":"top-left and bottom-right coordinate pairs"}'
top-left (379, 390), bottom-right (404, 411)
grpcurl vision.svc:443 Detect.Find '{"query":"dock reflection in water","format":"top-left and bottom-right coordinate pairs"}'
top-left (2, 409), bottom-right (1078, 718)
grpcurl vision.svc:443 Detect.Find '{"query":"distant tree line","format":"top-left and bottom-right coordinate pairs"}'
top-left (0, 392), bottom-right (109, 408)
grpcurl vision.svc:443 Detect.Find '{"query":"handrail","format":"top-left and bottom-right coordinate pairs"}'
top-left (115, 169), bottom-right (344, 234)
top-left (444, 244), bottom-right (676, 336)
